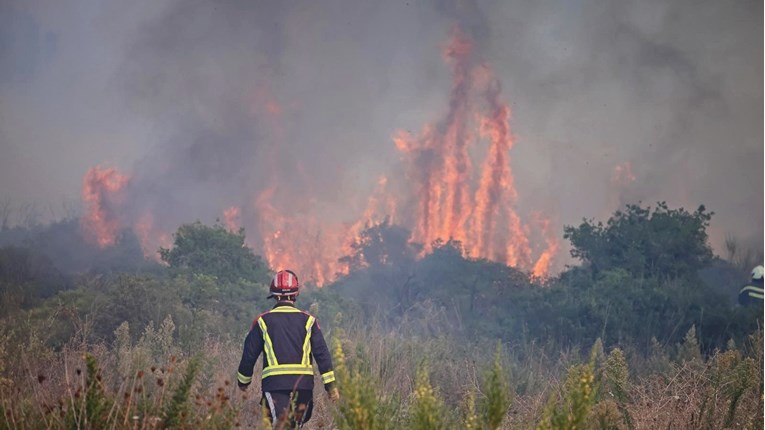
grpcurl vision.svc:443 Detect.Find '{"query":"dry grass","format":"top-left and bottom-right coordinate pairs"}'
top-left (0, 316), bottom-right (762, 430)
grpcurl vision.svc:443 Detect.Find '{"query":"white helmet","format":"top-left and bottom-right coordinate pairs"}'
top-left (751, 265), bottom-right (764, 281)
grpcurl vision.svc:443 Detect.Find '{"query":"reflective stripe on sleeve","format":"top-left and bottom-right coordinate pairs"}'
top-left (258, 318), bottom-right (279, 366)
top-left (237, 372), bottom-right (252, 384)
top-left (321, 371), bottom-right (336, 384)
top-left (302, 316), bottom-right (316, 366)
top-left (741, 286), bottom-right (764, 299)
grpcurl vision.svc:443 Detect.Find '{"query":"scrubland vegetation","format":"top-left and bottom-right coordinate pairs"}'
top-left (0, 202), bottom-right (762, 429)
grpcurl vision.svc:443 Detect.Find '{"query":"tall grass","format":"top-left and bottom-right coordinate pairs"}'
top-left (332, 332), bottom-right (400, 430)
top-left (0, 316), bottom-right (762, 429)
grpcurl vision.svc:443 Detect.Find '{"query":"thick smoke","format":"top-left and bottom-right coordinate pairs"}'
top-left (486, 0), bottom-right (763, 253)
top-left (0, 0), bottom-right (761, 277)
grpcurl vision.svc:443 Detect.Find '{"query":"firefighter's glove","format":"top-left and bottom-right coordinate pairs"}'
top-left (328, 387), bottom-right (340, 403)
top-left (238, 383), bottom-right (248, 392)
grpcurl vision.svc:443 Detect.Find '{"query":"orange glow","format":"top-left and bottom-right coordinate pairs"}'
top-left (240, 28), bottom-right (558, 285)
top-left (134, 212), bottom-right (171, 262)
top-left (612, 162), bottom-right (636, 186)
top-left (134, 213), bottom-right (154, 258)
top-left (472, 78), bottom-right (517, 262)
top-left (80, 166), bottom-right (129, 247)
top-left (252, 25), bottom-right (559, 284)
top-left (253, 174), bottom-right (396, 285)
top-left (80, 167), bottom-right (173, 259)
top-left (79, 24), bottom-right (561, 285)
top-left (266, 102), bottom-right (282, 116)
top-left (254, 187), bottom-right (335, 286)
top-left (439, 26), bottom-right (473, 245)
top-left (390, 27), bottom-right (556, 276)
top-left (531, 215), bottom-right (559, 279)
top-left (608, 162), bottom-right (637, 213)
top-left (223, 206), bottom-right (241, 231)
top-left (531, 248), bottom-right (555, 279)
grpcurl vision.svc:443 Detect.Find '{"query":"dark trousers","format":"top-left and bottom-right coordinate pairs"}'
top-left (261, 390), bottom-right (314, 428)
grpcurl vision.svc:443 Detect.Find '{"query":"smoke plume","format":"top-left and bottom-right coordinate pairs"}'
top-left (0, 0), bottom-right (761, 283)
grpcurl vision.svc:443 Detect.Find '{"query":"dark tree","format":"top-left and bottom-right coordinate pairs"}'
top-left (340, 219), bottom-right (422, 271)
top-left (564, 202), bottom-right (714, 280)
top-left (159, 222), bottom-right (270, 283)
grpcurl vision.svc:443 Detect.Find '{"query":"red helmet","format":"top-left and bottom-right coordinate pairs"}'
top-left (268, 270), bottom-right (300, 298)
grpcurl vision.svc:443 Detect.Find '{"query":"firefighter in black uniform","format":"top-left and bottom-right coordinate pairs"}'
top-left (738, 265), bottom-right (764, 306)
top-left (237, 269), bottom-right (339, 428)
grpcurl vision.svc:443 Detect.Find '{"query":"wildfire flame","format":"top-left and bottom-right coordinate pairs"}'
top-left (79, 24), bottom-right (560, 285)
top-left (531, 215), bottom-right (559, 279)
top-left (80, 166), bottom-right (170, 260)
top-left (223, 206), bottom-right (242, 231)
top-left (81, 166), bottom-right (129, 247)
top-left (255, 186), bottom-right (339, 286)
top-left (254, 175), bottom-right (396, 286)
top-left (134, 212), bottom-right (171, 261)
top-left (390, 26), bottom-right (557, 274)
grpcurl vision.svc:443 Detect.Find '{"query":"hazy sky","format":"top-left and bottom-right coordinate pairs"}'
top-left (0, 0), bottom-right (762, 265)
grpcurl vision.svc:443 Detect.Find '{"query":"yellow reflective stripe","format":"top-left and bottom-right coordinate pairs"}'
top-left (258, 311), bottom-right (320, 380)
top-left (740, 286), bottom-right (764, 299)
top-left (263, 364), bottom-right (314, 370)
top-left (269, 307), bottom-right (302, 313)
top-left (262, 364), bottom-right (314, 379)
top-left (262, 370), bottom-right (314, 378)
top-left (237, 372), bottom-right (252, 384)
top-left (321, 371), bottom-right (336, 384)
top-left (258, 318), bottom-right (278, 366)
top-left (302, 316), bottom-right (315, 366)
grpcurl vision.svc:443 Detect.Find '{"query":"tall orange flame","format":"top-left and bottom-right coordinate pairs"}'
top-left (250, 25), bottom-right (559, 283)
top-left (79, 24), bottom-right (561, 284)
top-left (439, 26), bottom-right (473, 245)
top-left (531, 215), bottom-right (559, 279)
top-left (390, 27), bottom-right (556, 277)
top-left (81, 166), bottom-right (129, 247)
top-left (80, 166), bottom-right (172, 259)
top-left (253, 174), bottom-right (396, 285)
top-left (472, 78), bottom-right (516, 262)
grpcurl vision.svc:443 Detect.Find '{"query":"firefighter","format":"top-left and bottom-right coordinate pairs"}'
top-left (738, 265), bottom-right (764, 306)
top-left (237, 270), bottom-right (339, 428)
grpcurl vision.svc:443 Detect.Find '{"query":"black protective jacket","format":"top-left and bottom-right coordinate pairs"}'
top-left (237, 302), bottom-right (335, 393)
top-left (739, 278), bottom-right (764, 306)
